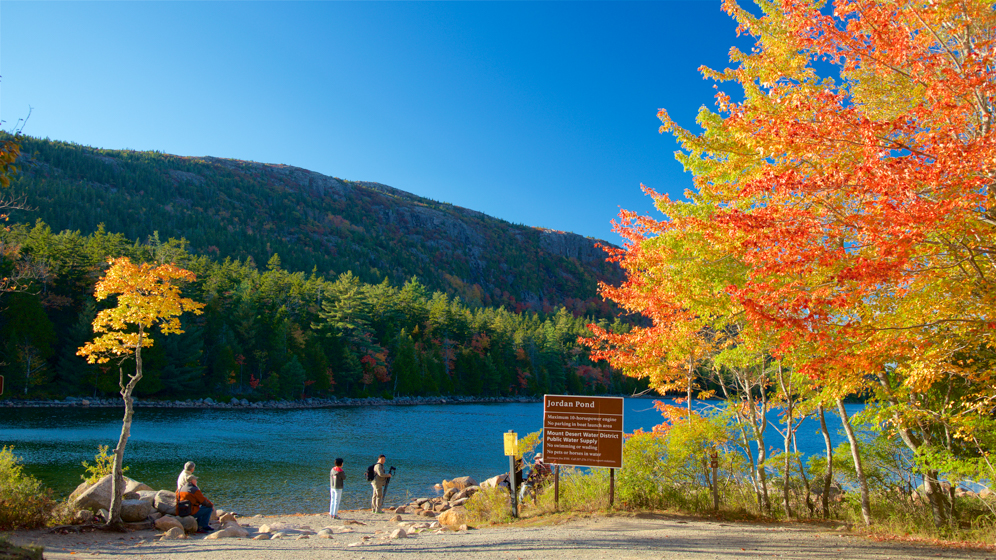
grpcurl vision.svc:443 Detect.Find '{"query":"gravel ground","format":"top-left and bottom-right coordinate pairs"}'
top-left (9, 510), bottom-right (995, 560)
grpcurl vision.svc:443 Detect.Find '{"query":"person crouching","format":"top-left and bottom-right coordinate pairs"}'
top-left (177, 475), bottom-right (215, 533)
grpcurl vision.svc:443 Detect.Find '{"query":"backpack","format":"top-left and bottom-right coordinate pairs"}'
top-left (366, 464), bottom-right (377, 482)
top-left (176, 500), bottom-right (191, 517)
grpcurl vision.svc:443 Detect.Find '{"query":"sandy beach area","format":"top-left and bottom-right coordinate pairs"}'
top-left (8, 509), bottom-right (993, 560)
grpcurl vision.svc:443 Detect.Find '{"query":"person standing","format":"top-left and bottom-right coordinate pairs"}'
top-left (370, 454), bottom-right (391, 513)
top-left (329, 458), bottom-right (346, 519)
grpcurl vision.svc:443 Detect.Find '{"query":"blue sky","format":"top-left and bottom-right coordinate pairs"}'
top-left (1, 1), bottom-right (746, 243)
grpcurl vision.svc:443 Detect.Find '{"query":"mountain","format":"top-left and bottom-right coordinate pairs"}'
top-left (8, 134), bottom-right (621, 316)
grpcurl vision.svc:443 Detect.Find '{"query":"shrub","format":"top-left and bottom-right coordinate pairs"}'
top-left (536, 466), bottom-right (609, 513)
top-left (465, 485), bottom-right (514, 525)
top-left (0, 446), bottom-right (55, 531)
top-left (80, 444), bottom-right (127, 484)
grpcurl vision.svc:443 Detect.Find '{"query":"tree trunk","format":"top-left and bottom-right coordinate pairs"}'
top-left (836, 398), bottom-right (871, 526)
top-left (107, 328), bottom-right (143, 527)
top-left (777, 361), bottom-right (793, 519)
top-left (818, 403), bottom-right (833, 519)
top-left (874, 370), bottom-right (948, 528)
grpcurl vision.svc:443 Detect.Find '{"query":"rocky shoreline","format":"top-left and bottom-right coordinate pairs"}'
top-left (0, 395), bottom-right (541, 409)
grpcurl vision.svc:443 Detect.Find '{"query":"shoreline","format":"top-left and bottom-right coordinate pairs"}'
top-left (0, 395), bottom-right (545, 410)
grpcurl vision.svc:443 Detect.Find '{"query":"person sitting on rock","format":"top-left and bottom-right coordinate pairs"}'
top-left (177, 475), bottom-right (215, 533)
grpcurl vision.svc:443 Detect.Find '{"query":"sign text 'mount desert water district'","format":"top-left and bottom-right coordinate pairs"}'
top-left (542, 395), bottom-right (624, 469)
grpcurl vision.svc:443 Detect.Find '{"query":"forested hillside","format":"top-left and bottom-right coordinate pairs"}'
top-left (6, 134), bottom-right (622, 316)
top-left (0, 134), bottom-right (645, 401)
top-left (0, 222), bottom-right (643, 400)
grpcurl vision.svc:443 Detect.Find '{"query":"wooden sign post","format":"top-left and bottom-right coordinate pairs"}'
top-left (542, 395), bottom-right (624, 510)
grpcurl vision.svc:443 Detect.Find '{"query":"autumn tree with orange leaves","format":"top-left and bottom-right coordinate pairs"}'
top-left (78, 257), bottom-right (204, 527)
top-left (585, 0), bottom-right (995, 529)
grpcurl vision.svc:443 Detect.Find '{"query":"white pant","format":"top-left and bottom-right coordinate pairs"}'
top-left (329, 488), bottom-right (343, 517)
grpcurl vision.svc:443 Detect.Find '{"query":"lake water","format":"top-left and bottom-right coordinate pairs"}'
top-left (0, 399), bottom-right (862, 514)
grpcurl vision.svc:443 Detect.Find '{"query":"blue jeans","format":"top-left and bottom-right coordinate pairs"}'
top-left (193, 505), bottom-right (213, 529)
top-left (330, 488), bottom-right (343, 517)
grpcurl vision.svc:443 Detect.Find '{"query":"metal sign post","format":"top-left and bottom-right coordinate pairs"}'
top-left (504, 431), bottom-right (518, 518)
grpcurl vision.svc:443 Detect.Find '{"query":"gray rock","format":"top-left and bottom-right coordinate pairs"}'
top-left (179, 515), bottom-right (198, 533)
top-left (154, 490), bottom-right (177, 514)
top-left (205, 526), bottom-right (248, 539)
top-left (120, 499), bottom-right (153, 522)
top-left (230, 398), bottom-right (240, 405)
top-left (390, 528), bottom-right (408, 539)
top-left (160, 527), bottom-right (187, 540)
top-left (454, 486), bottom-right (479, 501)
top-left (155, 516), bottom-right (184, 532)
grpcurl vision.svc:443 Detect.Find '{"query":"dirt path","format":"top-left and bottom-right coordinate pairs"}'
top-left (8, 510), bottom-right (994, 560)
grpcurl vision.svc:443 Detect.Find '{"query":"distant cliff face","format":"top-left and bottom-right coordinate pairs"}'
top-left (11, 136), bottom-right (623, 316)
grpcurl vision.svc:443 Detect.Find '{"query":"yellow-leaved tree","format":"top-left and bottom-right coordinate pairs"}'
top-left (78, 257), bottom-right (204, 527)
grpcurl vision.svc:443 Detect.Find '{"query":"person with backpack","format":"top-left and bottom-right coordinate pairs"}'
top-left (329, 458), bottom-right (346, 519)
top-left (176, 475), bottom-right (215, 533)
top-left (368, 454), bottom-right (392, 513)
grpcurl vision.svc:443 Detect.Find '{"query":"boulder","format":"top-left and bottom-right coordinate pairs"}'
top-left (394, 506), bottom-right (407, 514)
top-left (67, 482), bottom-right (90, 504)
top-left (433, 503), bottom-right (451, 513)
top-left (205, 526), bottom-right (248, 539)
top-left (416, 510), bottom-right (436, 518)
top-left (218, 512), bottom-right (237, 524)
top-left (451, 497), bottom-right (469, 507)
top-left (481, 474), bottom-right (508, 489)
top-left (317, 528), bottom-right (334, 539)
top-left (390, 528), bottom-right (408, 539)
top-left (210, 509), bottom-right (220, 522)
top-left (120, 499), bottom-right (153, 522)
top-left (437, 506), bottom-right (468, 528)
top-left (389, 515), bottom-right (402, 523)
top-left (71, 475), bottom-right (155, 512)
top-left (445, 476), bottom-right (478, 491)
top-left (122, 491), bottom-right (140, 501)
top-left (155, 516), bottom-right (183, 532)
top-left (135, 490), bottom-right (159, 504)
top-left (149, 512), bottom-right (163, 521)
top-left (153, 490), bottom-right (177, 514)
top-left (443, 487), bottom-right (459, 500)
top-left (73, 510), bottom-right (94, 524)
top-left (454, 486), bottom-right (479, 501)
top-left (123, 478), bottom-right (153, 493)
top-left (179, 516), bottom-right (198, 533)
top-left (160, 527), bottom-right (187, 540)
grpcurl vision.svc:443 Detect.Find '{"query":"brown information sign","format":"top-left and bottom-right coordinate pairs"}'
top-left (543, 395), bottom-right (624, 469)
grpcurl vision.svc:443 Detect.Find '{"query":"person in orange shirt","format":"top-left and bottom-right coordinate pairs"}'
top-left (176, 476), bottom-right (215, 533)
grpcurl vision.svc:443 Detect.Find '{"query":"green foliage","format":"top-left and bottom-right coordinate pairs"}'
top-left (6, 133), bottom-right (624, 318)
top-left (514, 430), bottom-right (543, 461)
top-left (0, 446), bottom-right (55, 531)
top-left (536, 466), bottom-right (610, 513)
top-left (464, 485), bottom-right (514, 525)
top-left (0, 219), bottom-right (642, 401)
top-left (0, 536), bottom-right (44, 560)
top-left (80, 445), bottom-right (127, 484)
